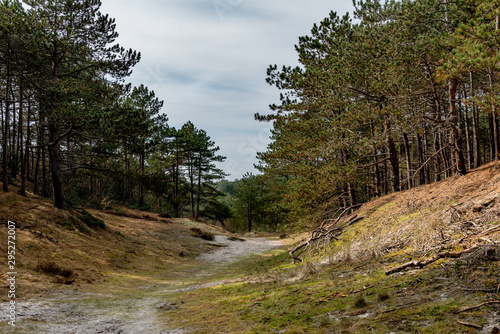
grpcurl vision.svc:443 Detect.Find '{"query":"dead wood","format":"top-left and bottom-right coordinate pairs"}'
top-left (289, 210), bottom-right (364, 262)
top-left (385, 244), bottom-right (481, 275)
top-left (352, 285), bottom-right (374, 294)
top-left (31, 230), bottom-right (58, 244)
top-left (455, 300), bottom-right (500, 314)
top-left (456, 320), bottom-right (483, 329)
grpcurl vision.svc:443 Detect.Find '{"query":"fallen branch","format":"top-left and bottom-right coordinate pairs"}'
top-left (480, 225), bottom-right (500, 237)
top-left (289, 211), bottom-right (364, 262)
top-left (455, 300), bottom-right (500, 314)
top-left (352, 285), bottom-right (374, 294)
top-left (456, 320), bottom-right (482, 329)
top-left (31, 230), bottom-right (58, 244)
top-left (385, 244), bottom-right (481, 275)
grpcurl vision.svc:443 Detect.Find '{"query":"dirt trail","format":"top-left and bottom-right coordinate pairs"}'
top-left (1, 236), bottom-right (283, 333)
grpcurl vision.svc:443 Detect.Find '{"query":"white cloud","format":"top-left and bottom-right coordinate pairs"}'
top-left (99, 0), bottom-right (354, 179)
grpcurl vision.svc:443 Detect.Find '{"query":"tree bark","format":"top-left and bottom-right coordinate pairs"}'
top-left (48, 121), bottom-right (64, 209)
top-left (403, 133), bottom-right (412, 189)
top-left (488, 69), bottom-right (499, 160)
top-left (448, 78), bottom-right (467, 175)
top-left (470, 72), bottom-right (481, 168)
top-left (385, 120), bottom-right (400, 192)
top-left (3, 59), bottom-right (10, 192)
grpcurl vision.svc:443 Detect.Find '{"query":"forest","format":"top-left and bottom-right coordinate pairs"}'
top-left (0, 0), bottom-right (230, 221)
top-left (1, 0), bottom-right (500, 233)
top-left (247, 0), bottom-right (500, 230)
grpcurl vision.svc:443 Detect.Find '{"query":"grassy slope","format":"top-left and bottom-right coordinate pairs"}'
top-left (0, 192), bottom-right (228, 300)
top-left (164, 163), bottom-right (500, 333)
top-left (1, 162), bottom-right (500, 333)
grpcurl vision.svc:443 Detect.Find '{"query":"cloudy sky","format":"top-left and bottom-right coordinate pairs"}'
top-left (99, 0), bottom-right (355, 180)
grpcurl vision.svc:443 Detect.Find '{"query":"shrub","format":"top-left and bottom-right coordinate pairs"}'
top-left (80, 210), bottom-right (106, 229)
top-left (190, 228), bottom-right (215, 241)
top-left (36, 262), bottom-right (74, 278)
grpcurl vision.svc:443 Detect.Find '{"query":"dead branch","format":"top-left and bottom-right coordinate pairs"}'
top-left (352, 285), bottom-right (374, 294)
top-left (456, 320), bottom-right (483, 329)
top-left (385, 244), bottom-right (481, 275)
top-left (31, 230), bottom-right (58, 244)
top-left (412, 145), bottom-right (450, 181)
top-left (289, 209), bottom-right (363, 262)
top-left (480, 225), bottom-right (500, 237)
top-left (455, 300), bottom-right (500, 314)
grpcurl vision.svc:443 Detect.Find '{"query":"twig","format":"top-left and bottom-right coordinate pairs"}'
top-left (461, 288), bottom-right (497, 293)
top-left (352, 285), bottom-right (374, 294)
top-left (479, 225), bottom-right (500, 237)
top-left (380, 302), bottom-right (416, 314)
top-left (456, 320), bottom-right (482, 329)
top-left (455, 300), bottom-right (500, 314)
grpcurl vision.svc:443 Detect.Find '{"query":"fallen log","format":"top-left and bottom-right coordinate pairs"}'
top-left (385, 244), bottom-right (481, 275)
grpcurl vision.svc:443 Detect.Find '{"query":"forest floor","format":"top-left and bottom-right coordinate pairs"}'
top-left (1, 162), bottom-right (500, 333)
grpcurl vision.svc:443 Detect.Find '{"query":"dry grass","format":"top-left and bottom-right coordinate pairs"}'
top-left (0, 190), bottom-right (230, 300)
top-left (317, 162), bottom-right (500, 265)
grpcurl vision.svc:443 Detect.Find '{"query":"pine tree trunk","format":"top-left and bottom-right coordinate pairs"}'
top-left (196, 161), bottom-right (202, 219)
top-left (403, 133), bottom-right (412, 189)
top-left (433, 131), bottom-right (442, 182)
top-left (10, 89), bottom-right (17, 179)
top-left (3, 64), bottom-right (10, 192)
top-left (470, 72), bottom-right (481, 168)
top-left (448, 78), bottom-right (467, 175)
top-left (139, 151), bottom-right (145, 205)
top-left (20, 86), bottom-right (27, 196)
top-left (488, 69), bottom-right (499, 160)
top-left (385, 120), bottom-right (400, 192)
top-left (489, 112), bottom-right (495, 162)
top-left (462, 89), bottom-right (472, 170)
top-left (417, 133), bottom-right (425, 186)
top-left (48, 121), bottom-right (64, 209)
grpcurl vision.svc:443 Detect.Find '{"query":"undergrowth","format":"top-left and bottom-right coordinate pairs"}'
top-left (164, 248), bottom-right (500, 333)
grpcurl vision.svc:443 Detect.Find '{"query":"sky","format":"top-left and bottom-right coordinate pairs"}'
top-left (99, 0), bottom-right (355, 180)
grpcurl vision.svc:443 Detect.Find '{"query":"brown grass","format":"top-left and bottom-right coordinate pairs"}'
top-left (0, 190), bottom-right (228, 300)
top-left (319, 162), bottom-right (500, 265)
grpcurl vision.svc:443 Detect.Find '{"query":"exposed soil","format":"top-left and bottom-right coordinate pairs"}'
top-left (0, 234), bottom-right (283, 333)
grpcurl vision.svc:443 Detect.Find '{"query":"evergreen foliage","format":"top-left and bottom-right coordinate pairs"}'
top-left (256, 0), bottom-right (500, 227)
top-left (0, 0), bottom-right (227, 219)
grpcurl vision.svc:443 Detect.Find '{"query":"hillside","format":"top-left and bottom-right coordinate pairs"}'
top-left (0, 163), bottom-right (499, 333)
top-left (163, 163), bottom-right (500, 333)
top-left (0, 192), bottom-right (237, 300)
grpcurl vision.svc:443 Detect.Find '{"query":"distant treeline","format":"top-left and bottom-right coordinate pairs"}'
top-left (251, 0), bottom-right (500, 228)
top-left (0, 0), bottom-right (227, 218)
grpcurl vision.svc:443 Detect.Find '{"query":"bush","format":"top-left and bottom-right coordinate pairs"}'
top-left (80, 210), bottom-right (106, 229)
top-left (36, 262), bottom-right (74, 278)
top-left (190, 228), bottom-right (215, 241)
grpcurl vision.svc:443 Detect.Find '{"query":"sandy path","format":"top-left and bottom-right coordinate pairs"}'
top-left (1, 236), bottom-right (282, 333)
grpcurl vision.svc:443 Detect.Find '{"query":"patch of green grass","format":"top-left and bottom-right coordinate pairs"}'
top-left (162, 247), bottom-right (499, 333)
top-left (80, 210), bottom-right (106, 229)
top-left (77, 224), bottom-right (91, 235)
